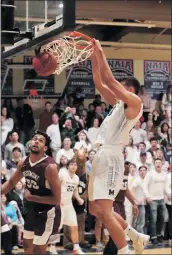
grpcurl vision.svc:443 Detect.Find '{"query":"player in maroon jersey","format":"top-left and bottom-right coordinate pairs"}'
top-left (1, 130), bottom-right (61, 255)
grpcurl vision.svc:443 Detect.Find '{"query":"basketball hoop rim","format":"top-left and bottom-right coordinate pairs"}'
top-left (68, 31), bottom-right (95, 49)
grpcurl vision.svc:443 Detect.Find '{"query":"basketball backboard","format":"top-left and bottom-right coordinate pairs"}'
top-left (2, 0), bottom-right (76, 59)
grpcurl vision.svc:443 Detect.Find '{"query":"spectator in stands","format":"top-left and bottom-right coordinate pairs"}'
top-left (165, 165), bottom-right (172, 246)
top-left (93, 94), bottom-right (102, 107)
top-left (74, 130), bottom-right (92, 153)
top-left (4, 131), bottom-right (25, 161)
top-left (9, 181), bottom-right (25, 216)
top-left (125, 163), bottom-right (137, 226)
top-left (46, 112), bottom-right (61, 159)
top-left (39, 101), bottom-right (53, 132)
top-left (86, 150), bottom-right (96, 175)
top-left (152, 109), bottom-right (162, 127)
top-left (80, 109), bottom-right (88, 128)
top-left (136, 152), bottom-right (154, 172)
top-left (101, 102), bottom-right (109, 118)
top-left (2, 194), bottom-right (19, 250)
top-left (87, 118), bottom-right (100, 145)
top-left (130, 120), bottom-right (147, 147)
top-left (143, 158), bottom-right (167, 245)
top-left (162, 85), bottom-right (172, 111)
top-left (154, 149), bottom-right (169, 172)
top-left (142, 120), bottom-right (155, 133)
top-left (125, 136), bottom-right (137, 162)
top-left (15, 98), bottom-right (35, 144)
top-left (2, 98), bottom-right (17, 126)
top-left (1, 116), bottom-right (11, 147)
top-left (94, 105), bottom-right (104, 125)
top-left (147, 137), bottom-right (160, 158)
top-left (161, 123), bottom-right (170, 140)
top-left (1, 106), bottom-right (14, 131)
top-left (160, 109), bottom-right (171, 127)
top-left (66, 94), bottom-right (74, 107)
top-left (87, 104), bottom-right (96, 128)
top-left (60, 119), bottom-right (76, 146)
top-left (59, 155), bottom-right (68, 172)
top-left (6, 147), bottom-right (22, 179)
top-left (138, 86), bottom-right (151, 121)
top-left (132, 166), bottom-right (147, 233)
top-left (1, 205), bottom-right (13, 255)
top-left (1, 157), bottom-right (7, 184)
top-left (166, 127), bottom-right (172, 163)
top-left (145, 131), bottom-right (154, 150)
top-left (56, 137), bottom-right (74, 165)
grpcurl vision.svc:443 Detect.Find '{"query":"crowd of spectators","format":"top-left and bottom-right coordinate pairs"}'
top-left (1, 84), bottom-right (172, 253)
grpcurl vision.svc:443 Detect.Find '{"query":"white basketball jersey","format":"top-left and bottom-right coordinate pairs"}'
top-left (96, 101), bottom-right (143, 147)
top-left (59, 170), bottom-right (79, 205)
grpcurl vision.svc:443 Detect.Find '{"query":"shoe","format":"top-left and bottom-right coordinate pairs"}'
top-left (72, 247), bottom-right (85, 254)
top-left (49, 244), bottom-right (58, 254)
top-left (133, 233), bottom-right (150, 254)
top-left (152, 238), bottom-right (159, 245)
top-left (157, 235), bottom-right (163, 244)
top-left (169, 239), bottom-right (172, 246)
top-left (12, 246), bottom-right (19, 250)
top-left (80, 241), bottom-right (92, 249)
top-left (64, 243), bottom-right (73, 250)
top-left (96, 242), bottom-right (105, 248)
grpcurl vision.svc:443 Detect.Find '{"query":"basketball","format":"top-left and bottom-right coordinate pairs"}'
top-left (32, 52), bottom-right (57, 76)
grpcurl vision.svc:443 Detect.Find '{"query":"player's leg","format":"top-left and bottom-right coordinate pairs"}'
top-left (64, 204), bottom-right (84, 254)
top-left (95, 199), bottom-right (129, 254)
top-left (23, 207), bottom-right (35, 254)
top-left (33, 206), bottom-right (61, 254)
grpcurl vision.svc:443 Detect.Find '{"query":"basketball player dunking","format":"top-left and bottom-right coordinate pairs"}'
top-left (88, 40), bottom-right (150, 254)
top-left (1, 130), bottom-right (61, 255)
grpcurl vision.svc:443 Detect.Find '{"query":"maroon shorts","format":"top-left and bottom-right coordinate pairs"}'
top-left (113, 201), bottom-right (126, 220)
top-left (24, 205), bottom-right (61, 245)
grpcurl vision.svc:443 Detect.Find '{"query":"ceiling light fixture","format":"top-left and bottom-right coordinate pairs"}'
top-left (59, 3), bottom-right (64, 8)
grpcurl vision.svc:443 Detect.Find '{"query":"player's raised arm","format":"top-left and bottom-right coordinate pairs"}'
top-left (94, 40), bottom-right (142, 115)
top-left (1, 159), bottom-right (24, 195)
top-left (91, 52), bottom-right (117, 106)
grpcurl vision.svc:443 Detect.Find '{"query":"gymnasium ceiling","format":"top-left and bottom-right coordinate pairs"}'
top-left (14, 0), bottom-right (172, 48)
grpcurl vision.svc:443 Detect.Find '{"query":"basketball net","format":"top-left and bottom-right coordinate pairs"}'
top-left (40, 31), bottom-right (95, 75)
top-left (26, 89), bottom-right (45, 110)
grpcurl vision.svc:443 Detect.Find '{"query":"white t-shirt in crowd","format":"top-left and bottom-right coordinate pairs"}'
top-left (46, 124), bottom-right (61, 151)
top-left (165, 172), bottom-right (171, 205)
top-left (126, 146), bottom-right (137, 162)
top-left (130, 128), bottom-right (147, 145)
top-left (59, 169), bottom-right (79, 205)
top-left (143, 170), bottom-right (167, 200)
top-left (87, 127), bottom-right (100, 145)
top-left (132, 176), bottom-right (146, 205)
top-left (56, 149), bottom-right (74, 164)
top-left (74, 141), bottom-right (92, 152)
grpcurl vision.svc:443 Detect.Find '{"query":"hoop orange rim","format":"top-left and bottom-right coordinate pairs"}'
top-left (69, 31), bottom-right (95, 49)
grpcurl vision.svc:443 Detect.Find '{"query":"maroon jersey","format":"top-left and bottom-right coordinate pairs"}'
top-left (115, 162), bottom-right (130, 203)
top-left (21, 156), bottom-right (58, 212)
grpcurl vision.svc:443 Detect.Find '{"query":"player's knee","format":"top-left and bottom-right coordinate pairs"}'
top-left (96, 208), bottom-right (113, 223)
top-left (23, 239), bottom-right (33, 252)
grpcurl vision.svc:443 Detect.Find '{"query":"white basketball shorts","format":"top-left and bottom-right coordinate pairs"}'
top-left (60, 203), bottom-right (78, 227)
top-left (88, 145), bottom-right (124, 201)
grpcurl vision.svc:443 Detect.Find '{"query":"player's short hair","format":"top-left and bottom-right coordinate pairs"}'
top-left (67, 157), bottom-right (77, 168)
top-left (33, 130), bottom-right (51, 148)
top-left (121, 77), bottom-right (140, 95)
top-left (154, 158), bottom-right (162, 162)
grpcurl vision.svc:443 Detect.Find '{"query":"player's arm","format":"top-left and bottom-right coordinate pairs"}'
top-left (91, 53), bottom-right (117, 106)
top-left (1, 159), bottom-right (24, 195)
top-left (73, 186), bottom-right (84, 205)
top-left (25, 164), bottom-right (61, 205)
top-left (125, 188), bottom-right (138, 216)
top-left (94, 40), bottom-right (142, 118)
